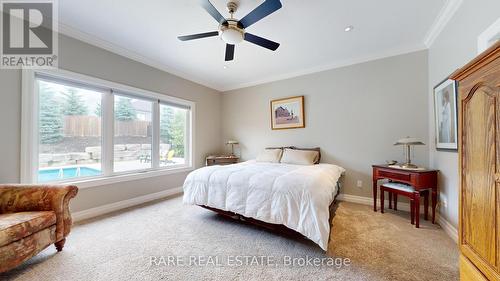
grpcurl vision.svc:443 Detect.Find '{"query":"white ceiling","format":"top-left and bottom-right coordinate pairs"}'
top-left (58, 0), bottom-right (447, 91)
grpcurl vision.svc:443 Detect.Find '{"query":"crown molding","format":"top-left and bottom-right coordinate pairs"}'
top-left (423, 0), bottom-right (463, 48)
top-left (220, 44), bottom-right (427, 92)
top-left (58, 23), bottom-right (225, 91)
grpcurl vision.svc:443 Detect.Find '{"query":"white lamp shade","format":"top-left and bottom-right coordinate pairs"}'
top-left (394, 137), bottom-right (425, 146)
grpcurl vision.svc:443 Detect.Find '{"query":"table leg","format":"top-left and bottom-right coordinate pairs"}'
top-left (394, 194), bottom-right (398, 211)
top-left (380, 189), bottom-right (385, 214)
top-left (424, 191), bottom-right (429, 221)
top-left (432, 189), bottom-right (437, 224)
top-left (410, 199), bottom-right (414, 225)
top-left (388, 192), bottom-right (393, 209)
top-left (373, 180), bottom-right (377, 212)
top-left (414, 192), bottom-right (420, 228)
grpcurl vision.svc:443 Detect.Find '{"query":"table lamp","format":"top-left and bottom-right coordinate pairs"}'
top-left (394, 137), bottom-right (425, 168)
top-left (226, 140), bottom-right (239, 156)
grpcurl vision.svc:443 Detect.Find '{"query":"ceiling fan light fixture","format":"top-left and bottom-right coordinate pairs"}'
top-left (220, 27), bottom-right (244, 44)
top-left (220, 19), bottom-right (245, 45)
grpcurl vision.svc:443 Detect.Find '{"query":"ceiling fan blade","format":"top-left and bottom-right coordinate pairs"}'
top-left (244, 33), bottom-right (280, 51)
top-left (225, 44), bottom-right (235, 61)
top-left (239, 0), bottom-right (282, 28)
top-left (199, 0), bottom-right (226, 24)
top-left (178, 31), bottom-right (219, 41)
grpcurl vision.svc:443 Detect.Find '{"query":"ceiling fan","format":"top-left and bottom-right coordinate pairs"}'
top-left (178, 0), bottom-right (282, 61)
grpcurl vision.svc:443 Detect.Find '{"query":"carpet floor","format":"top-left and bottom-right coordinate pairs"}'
top-left (1, 195), bottom-right (458, 281)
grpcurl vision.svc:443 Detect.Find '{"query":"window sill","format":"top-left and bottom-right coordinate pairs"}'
top-left (59, 166), bottom-right (194, 189)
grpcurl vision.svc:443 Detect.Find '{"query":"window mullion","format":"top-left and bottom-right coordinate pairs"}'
top-left (152, 100), bottom-right (160, 169)
top-left (184, 110), bottom-right (190, 167)
top-left (102, 90), bottom-right (114, 176)
top-left (27, 75), bottom-right (39, 183)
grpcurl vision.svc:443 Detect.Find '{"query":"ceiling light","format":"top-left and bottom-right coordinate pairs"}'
top-left (223, 65), bottom-right (228, 69)
top-left (220, 21), bottom-right (244, 45)
top-left (221, 28), bottom-right (244, 44)
top-left (344, 25), bottom-right (354, 32)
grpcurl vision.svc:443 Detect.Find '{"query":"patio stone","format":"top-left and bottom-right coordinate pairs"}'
top-left (85, 146), bottom-right (101, 153)
top-left (114, 144), bottom-right (126, 151)
top-left (125, 144), bottom-right (141, 151)
top-left (69, 152), bottom-right (91, 160)
top-left (39, 154), bottom-right (53, 163)
top-left (52, 154), bottom-right (71, 162)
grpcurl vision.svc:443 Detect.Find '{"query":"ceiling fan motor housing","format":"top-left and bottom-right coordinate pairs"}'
top-left (220, 19), bottom-right (244, 45)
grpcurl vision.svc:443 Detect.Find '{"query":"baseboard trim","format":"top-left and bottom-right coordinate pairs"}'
top-left (337, 193), bottom-right (458, 242)
top-left (72, 187), bottom-right (183, 222)
top-left (436, 214), bottom-right (458, 243)
top-left (337, 193), bottom-right (411, 212)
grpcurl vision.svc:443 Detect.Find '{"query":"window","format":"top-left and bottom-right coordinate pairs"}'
top-left (37, 79), bottom-right (103, 182)
top-left (159, 103), bottom-right (188, 167)
top-left (22, 69), bottom-right (194, 184)
top-left (113, 95), bottom-right (153, 172)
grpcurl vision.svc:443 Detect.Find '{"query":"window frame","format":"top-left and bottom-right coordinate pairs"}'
top-left (21, 68), bottom-right (195, 188)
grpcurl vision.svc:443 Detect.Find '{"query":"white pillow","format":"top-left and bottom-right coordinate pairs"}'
top-left (256, 149), bottom-right (283, 163)
top-left (280, 148), bottom-right (318, 165)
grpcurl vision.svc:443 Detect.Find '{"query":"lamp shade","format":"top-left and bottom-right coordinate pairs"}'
top-left (226, 140), bottom-right (239, 145)
top-left (394, 137), bottom-right (425, 146)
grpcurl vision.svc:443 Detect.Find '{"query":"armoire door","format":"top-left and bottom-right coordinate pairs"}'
top-left (452, 41), bottom-right (500, 281)
top-left (461, 83), bottom-right (499, 280)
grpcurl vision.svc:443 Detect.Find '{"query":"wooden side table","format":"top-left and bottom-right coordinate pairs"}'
top-left (372, 164), bottom-right (438, 227)
top-left (206, 155), bottom-right (239, 166)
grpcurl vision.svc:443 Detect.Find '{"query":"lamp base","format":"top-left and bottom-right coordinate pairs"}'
top-left (399, 162), bottom-right (419, 169)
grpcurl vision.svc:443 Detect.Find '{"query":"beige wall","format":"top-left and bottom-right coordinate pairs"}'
top-left (427, 0), bottom-right (500, 227)
top-left (0, 34), bottom-right (222, 212)
top-left (222, 50), bottom-right (429, 198)
top-left (0, 1), bottom-right (496, 220)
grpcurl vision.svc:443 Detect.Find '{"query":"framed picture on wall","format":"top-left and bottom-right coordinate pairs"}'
top-left (270, 96), bottom-right (305, 130)
top-left (433, 78), bottom-right (458, 151)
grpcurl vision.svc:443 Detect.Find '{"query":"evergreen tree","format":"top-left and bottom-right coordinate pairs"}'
top-left (115, 97), bottom-right (137, 121)
top-left (95, 102), bottom-right (102, 117)
top-left (170, 110), bottom-right (186, 157)
top-left (160, 106), bottom-right (174, 144)
top-left (62, 88), bottom-right (88, 115)
top-left (39, 82), bottom-right (63, 144)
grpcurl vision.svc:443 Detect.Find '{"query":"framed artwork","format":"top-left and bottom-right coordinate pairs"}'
top-left (270, 96), bottom-right (305, 130)
top-left (433, 78), bottom-right (458, 151)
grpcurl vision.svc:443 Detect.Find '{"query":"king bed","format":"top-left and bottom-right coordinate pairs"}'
top-left (182, 147), bottom-right (345, 251)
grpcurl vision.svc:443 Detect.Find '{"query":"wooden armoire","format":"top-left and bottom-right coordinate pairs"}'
top-left (451, 41), bottom-right (500, 281)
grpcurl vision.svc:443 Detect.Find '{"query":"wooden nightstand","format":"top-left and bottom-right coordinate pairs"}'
top-left (206, 155), bottom-right (239, 166)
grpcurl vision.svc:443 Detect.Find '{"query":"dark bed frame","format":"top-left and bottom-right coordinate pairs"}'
top-left (198, 177), bottom-right (344, 250)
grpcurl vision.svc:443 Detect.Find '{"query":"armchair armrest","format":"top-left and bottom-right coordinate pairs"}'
top-left (0, 184), bottom-right (78, 241)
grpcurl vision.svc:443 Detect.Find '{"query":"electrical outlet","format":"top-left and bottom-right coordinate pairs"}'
top-left (441, 198), bottom-right (447, 208)
top-left (356, 180), bottom-right (363, 188)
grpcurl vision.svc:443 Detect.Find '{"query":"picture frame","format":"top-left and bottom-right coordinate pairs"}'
top-left (433, 78), bottom-right (458, 151)
top-left (270, 96), bottom-right (305, 130)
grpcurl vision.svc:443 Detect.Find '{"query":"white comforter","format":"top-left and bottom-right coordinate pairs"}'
top-left (183, 160), bottom-right (345, 250)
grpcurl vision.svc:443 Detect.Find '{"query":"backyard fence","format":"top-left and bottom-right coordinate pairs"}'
top-left (64, 116), bottom-right (150, 137)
